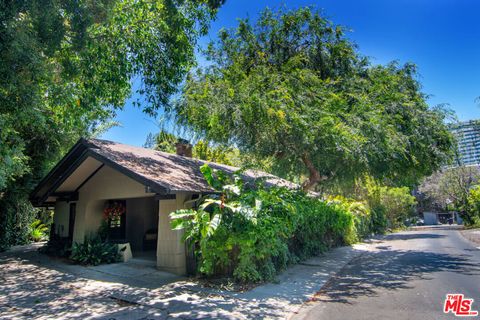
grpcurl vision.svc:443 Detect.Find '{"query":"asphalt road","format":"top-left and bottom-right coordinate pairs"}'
top-left (293, 226), bottom-right (480, 320)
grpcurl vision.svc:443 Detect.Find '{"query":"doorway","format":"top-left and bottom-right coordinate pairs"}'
top-left (106, 200), bottom-right (127, 241)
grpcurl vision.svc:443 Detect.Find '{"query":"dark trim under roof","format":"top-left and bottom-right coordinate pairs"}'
top-left (30, 138), bottom-right (298, 207)
top-left (30, 139), bottom-right (170, 206)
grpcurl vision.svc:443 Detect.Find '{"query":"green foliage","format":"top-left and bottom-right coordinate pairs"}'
top-left (362, 177), bottom-right (416, 230)
top-left (193, 140), bottom-right (240, 166)
top-left (0, 0), bottom-right (222, 250)
top-left (418, 166), bottom-right (480, 214)
top-left (150, 130), bottom-right (241, 165)
top-left (0, 192), bottom-right (38, 251)
top-left (465, 185), bottom-right (480, 226)
top-left (326, 196), bottom-right (372, 240)
top-left (380, 187), bottom-right (416, 228)
top-left (174, 7), bottom-right (454, 191)
top-left (39, 236), bottom-right (72, 258)
top-left (70, 237), bottom-right (121, 266)
top-left (290, 195), bottom-right (357, 261)
top-left (29, 220), bottom-right (49, 242)
top-left (171, 165), bottom-right (359, 283)
top-left (172, 166), bottom-right (415, 283)
top-left (0, 121), bottom-right (28, 191)
top-left (152, 130), bottom-right (179, 153)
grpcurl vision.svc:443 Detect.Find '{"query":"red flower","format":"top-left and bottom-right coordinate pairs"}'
top-left (103, 202), bottom-right (125, 221)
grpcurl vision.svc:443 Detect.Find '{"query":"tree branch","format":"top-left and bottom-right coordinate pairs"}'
top-left (301, 153), bottom-right (327, 191)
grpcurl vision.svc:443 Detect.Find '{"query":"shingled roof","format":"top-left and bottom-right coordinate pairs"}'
top-left (30, 138), bottom-right (298, 205)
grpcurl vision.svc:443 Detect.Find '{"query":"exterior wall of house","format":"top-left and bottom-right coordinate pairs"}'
top-left (73, 165), bottom-right (155, 243)
top-left (51, 163), bottom-right (196, 275)
top-left (49, 166), bottom-right (198, 275)
top-left (156, 192), bottom-right (195, 275)
top-left (53, 201), bottom-right (70, 237)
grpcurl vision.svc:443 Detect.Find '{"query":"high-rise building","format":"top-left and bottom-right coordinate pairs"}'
top-left (450, 120), bottom-right (480, 166)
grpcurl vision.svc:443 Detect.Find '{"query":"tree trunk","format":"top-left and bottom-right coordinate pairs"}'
top-left (301, 153), bottom-right (325, 191)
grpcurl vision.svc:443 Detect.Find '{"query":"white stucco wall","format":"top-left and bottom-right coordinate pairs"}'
top-left (52, 163), bottom-right (195, 275)
top-left (53, 201), bottom-right (70, 237)
top-left (156, 192), bottom-right (195, 275)
top-left (73, 165), bottom-right (155, 243)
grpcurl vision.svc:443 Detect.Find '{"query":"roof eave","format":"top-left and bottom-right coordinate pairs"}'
top-left (30, 138), bottom-right (172, 206)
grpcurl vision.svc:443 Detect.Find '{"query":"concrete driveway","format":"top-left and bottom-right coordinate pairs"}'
top-left (0, 243), bottom-right (184, 319)
top-left (0, 241), bottom-right (372, 319)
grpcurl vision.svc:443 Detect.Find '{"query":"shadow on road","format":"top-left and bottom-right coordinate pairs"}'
top-left (315, 249), bottom-right (480, 304)
top-left (385, 233), bottom-right (446, 241)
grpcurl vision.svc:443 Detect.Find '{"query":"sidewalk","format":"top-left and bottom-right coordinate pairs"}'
top-left (106, 242), bottom-right (374, 319)
top-left (0, 242), bottom-right (374, 319)
top-left (460, 228), bottom-right (480, 246)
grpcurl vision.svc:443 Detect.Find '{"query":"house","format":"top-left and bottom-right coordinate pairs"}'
top-left (30, 138), bottom-right (295, 275)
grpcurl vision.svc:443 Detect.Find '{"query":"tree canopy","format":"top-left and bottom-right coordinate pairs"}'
top-left (418, 166), bottom-right (480, 213)
top-left (147, 130), bottom-right (241, 166)
top-left (173, 7), bottom-right (454, 190)
top-left (0, 0), bottom-right (223, 249)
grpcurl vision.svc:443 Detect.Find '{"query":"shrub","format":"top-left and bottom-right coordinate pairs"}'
top-left (465, 185), bottom-right (480, 226)
top-left (362, 176), bottom-right (416, 231)
top-left (291, 196), bottom-right (356, 260)
top-left (326, 196), bottom-right (372, 240)
top-left (70, 236), bottom-right (121, 266)
top-left (369, 205), bottom-right (388, 234)
top-left (39, 236), bottom-right (72, 258)
top-left (0, 191), bottom-right (38, 251)
top-left (171, 164), bottom-right (359, 283)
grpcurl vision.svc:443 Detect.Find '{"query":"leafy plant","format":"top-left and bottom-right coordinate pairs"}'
top-left (327, 195), bottom-right (372, 240)
top-left (174, 7), bottom-right (454, 191)
top-left (39, 236), bottom-right (72, 258)
top-left (70, 236), bottom-right (121, 266)
top-left (171, 164), bottom-right (359, 283)
top-left (465, 185), bottom-right (480, 226)
top-left (29, 219), bottom-right (49, 242)
top-left (362, 176), bottom-right (416, 231)
top-left (0, 192), bottom-right (38, 251)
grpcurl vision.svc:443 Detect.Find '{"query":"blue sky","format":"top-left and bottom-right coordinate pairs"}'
top-left (102, 0), bottom-right (480, 146)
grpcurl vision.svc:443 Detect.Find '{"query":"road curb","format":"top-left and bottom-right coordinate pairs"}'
top-left (287, 238), bottom-right (381, 320)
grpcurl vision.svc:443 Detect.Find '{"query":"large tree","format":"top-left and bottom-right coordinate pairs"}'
top-left (173, 7), bottom-right (454, 191)
top-left (418, 166), bottom-right (480, 214)
top-left (0, 0), bottom-right (223, 249)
